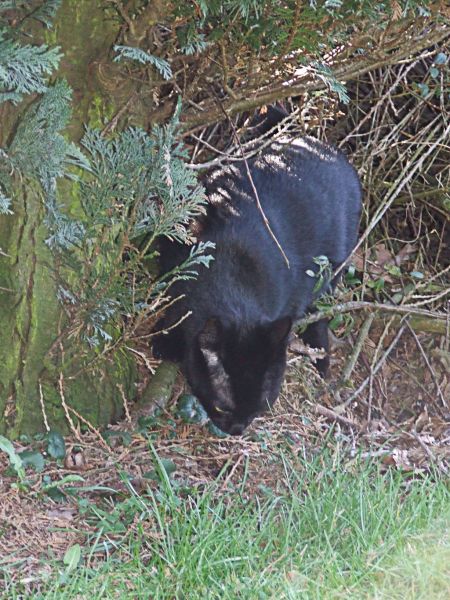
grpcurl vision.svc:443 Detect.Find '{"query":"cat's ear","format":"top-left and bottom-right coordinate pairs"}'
top-left (197, 317), bottom-right (223, 352)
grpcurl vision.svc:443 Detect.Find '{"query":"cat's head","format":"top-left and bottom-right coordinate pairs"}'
top-left (184, 316), bottom-right (292, 435)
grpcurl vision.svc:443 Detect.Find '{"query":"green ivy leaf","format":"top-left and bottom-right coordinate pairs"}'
top-left (143, 458), bottom-right (177, 482)
top-left (176, 394), bottom-right (208, 424)
top-left (207, 422), bottom-right (229, 438)
top-left (47, 430), bottom-right (66, 459)
top-left (18, 450), bottom-right (45, 472)
top-left (329, 314), bottom-right (344, 330)
top-left (160, 459), bottom-right (177, 476)
top-left (417, 83), bottom-right (429, 97)
top-left (429, 66), bottom-right (439, 79)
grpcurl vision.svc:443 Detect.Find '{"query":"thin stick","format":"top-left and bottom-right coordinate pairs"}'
top-left (213, 94), bottom-right (290, 268)
top-left (335, 322), bottom-right (407, 412)
top-left (58, 372), bottom-right (82, 443)
top-left (219, 454), bottom-right (244, 493)
top-left (295, 300), bottom-right (446, 328)
top-left (66, 405), bottom-right (111, 453)
top-left (334, 120), bottom-right (450, 279)
top-left (406, 322), bottom-right (448, 409)
top-left (314, 404), bottom-right (361, 430)
top-left (118, 383), bottom-right (132, 423)
top-left (38, 381), bottom-right (50, 433)
top-left (340, 314), bottom-right (374, 384)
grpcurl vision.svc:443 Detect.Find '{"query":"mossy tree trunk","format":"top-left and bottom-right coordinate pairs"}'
top-left (0, 181), bottom-right (136, 437)
top-left (0, 0), bottom-right (140, 437)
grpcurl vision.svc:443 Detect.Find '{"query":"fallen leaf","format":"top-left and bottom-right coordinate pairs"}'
top-left (47, 508), bottom-right (76, 521)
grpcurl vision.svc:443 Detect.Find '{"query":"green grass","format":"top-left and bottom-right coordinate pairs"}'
top-left (357, 518), bottom-right (450, 600)
top-left (3, 448), bottom-right (449, 599)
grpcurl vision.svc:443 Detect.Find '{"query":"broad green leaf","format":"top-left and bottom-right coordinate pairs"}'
top-left (329, 314), bottom-right (344, 330)
top-left (160, 459), bottom-right (177, 476)
top-left (429, 66), bottom-right (439, 79)
top-left (176, 394), bottom-right (208, 424)
top-left (207, 422), bottom-right (228, 438)
top-left (18, 450), bottom-right (45, 472)
top-left (0, 435), bottom-right (25, 479)
top-left (410, 271), bottom-right (424, 279)
top-left (63, 544), bottom-right (81, 572)
top-left (47, 430), bottom-right (66, 459)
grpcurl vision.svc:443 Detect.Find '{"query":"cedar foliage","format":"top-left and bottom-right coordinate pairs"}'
top-left (0, 0), bottom-right (448, 434)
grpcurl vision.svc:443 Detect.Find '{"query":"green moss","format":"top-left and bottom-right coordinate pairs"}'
top-left (87, 94), bottom-right (116, 130)
top-left (0, 181), bottom-right (137, 438)
top-left (52, 0), bottom-right (121, 140)
top-left (0, 1), bottom-right (143, 438)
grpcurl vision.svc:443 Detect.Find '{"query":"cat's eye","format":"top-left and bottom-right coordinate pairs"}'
top-left (214, 406), bottom-right (231, 415)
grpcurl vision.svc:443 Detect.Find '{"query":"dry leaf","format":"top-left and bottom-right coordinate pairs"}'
top-left (46, 508), bottom-right (76, 521)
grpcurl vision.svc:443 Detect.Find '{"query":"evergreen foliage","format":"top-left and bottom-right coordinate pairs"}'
top-left (174, 0), bottom-right (434, 55)
top-left (44, 103), bottom-right (212, 346)
top-left (1, 1), bottom-right (213, 352)
top-left (0, 188), bottom-right (12, 214)
top-left (114, 45), bottom-right (173, 80)
top-left (0, 0), bottom-right (62, 210)
top-left (0, 32), bottom-right (61, 103)
top-left (105, 0), bottom-right (438, 133)
top-left (0, 0), bottom-right (61, 26)
top-left (0, 0), bottom-right (446, 433)
top-left (0, 0), bottom-right (62, 104)
top-left (311, 61), bottom-right (350, 104)
top-left (7, 80), bottom-right (86, 180)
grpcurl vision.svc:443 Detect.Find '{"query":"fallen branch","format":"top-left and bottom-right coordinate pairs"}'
top-left (314, 404), bottom-right (361, 430)
top-left (181, 25), bottom-right (450, 134)
top-left (295, 300), bottom-right (447, 329)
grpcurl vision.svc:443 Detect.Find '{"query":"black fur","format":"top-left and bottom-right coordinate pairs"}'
top-left (153, 134), bottom-right (362, 435)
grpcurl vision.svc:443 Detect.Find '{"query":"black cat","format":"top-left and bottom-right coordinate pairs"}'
top-left (153, 132), bottom-right (362, 435)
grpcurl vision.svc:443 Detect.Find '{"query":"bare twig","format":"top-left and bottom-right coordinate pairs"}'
top-left (213, 92), bottom-right (291, 267)
top-left (58, 372), bottom-right (82, 443)
top-left (38, 382), bottom-right (50, 433)
top-left (406, 322), bottom-right (448, 409)
top-left (314, 404), bottom-right (361, 430)
top-left (295, 300), bottom-right (446, 329)
top-left (340, 314), bottom-right (375, 385)
top-left (335, 322), bottom-right (407, 412)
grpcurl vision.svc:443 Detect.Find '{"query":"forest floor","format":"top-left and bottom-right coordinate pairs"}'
top-left (1, 320), bottom-right (449, 598)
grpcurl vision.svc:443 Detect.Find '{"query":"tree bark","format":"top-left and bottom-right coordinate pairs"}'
top-left (0, 180), bottom-right (136, 437)
top-left (0, 0), bottom-right (137, 437)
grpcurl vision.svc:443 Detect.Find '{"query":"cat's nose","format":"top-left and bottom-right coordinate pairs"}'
top-left (229, 422), bottom-right (245, 436)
